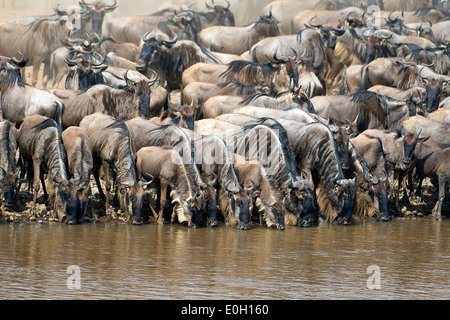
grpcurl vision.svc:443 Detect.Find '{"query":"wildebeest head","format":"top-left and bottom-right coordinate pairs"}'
top-left (361, 29), bottom-right (396, 64)
top-left (385, 11), bottom-right (404, 35)
top-left (399, 130), bottom-right (429, 170)
top-left (136, 32), bottom-right (178, 73)
top-left (306, 16), bottom-right (346, 50)
top-left (65, 52), bottom-right (107, 90)
top-left (223, 180), bottom-right (251, 230)
top-left (204, 0), bottom-right (235, 27)
top-left (0, 51), bottom-right (28, 81)
top-left (418, 77), bottom-right (448, 113)
top-left (345, 11), bottom-right (366, 29)
top-left (290, 174), bottom-right (316, 227)
top-left (334, 178), bottom-right (357, 225)
top-left (179, 101), bottom-right (195, 130)
top-left (79, 0), bottom-right (118, 35)
top-left (53, 178), bottom-right (79, 224)
top-left (123, 69), bottom-right (158, 119)
top-left (119, 182), bottom-right (145, 225)
top-left (329, 122), bottom-right (351, 171)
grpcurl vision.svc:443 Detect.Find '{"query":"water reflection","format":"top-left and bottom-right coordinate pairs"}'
top-left (0, 218), bottom-right (449, 299)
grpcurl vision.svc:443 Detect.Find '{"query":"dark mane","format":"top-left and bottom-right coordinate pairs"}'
top-left (350, 90), bottom-right (378, 103)
top-left (0, 65), bottom-right (25, 88)
top-left (218, 81), bottom-right (263, 96)
top-left (219, 60), bottom-right (274, 83)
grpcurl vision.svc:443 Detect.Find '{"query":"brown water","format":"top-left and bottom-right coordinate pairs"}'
top-left (1, 218), bottom-right (449, 300)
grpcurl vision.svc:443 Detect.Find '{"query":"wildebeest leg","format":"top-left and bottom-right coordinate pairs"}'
top-left (41, 61), bottom-right (50, 89)
top-left (30, 160), bottom-right (41, 220)
top-left (40, 171), bottom-right (48, 201)
top-left (158, 180), bottom-right (168, 224)
top-left (101, 161), bottom-right (113, 216)
top-left (431, 175), bottom-right (446, 220)
top-left (414, 176), bottom-right (424, 203)
top-left (93, 162), bottom-right (105, 201)
top-left (31, 59), bottom-right (43, 88)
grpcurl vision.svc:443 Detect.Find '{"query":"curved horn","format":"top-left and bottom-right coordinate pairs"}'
top-left (224, 0), bottom-right (230, 9)
top-left (142, 31), bottom-right (154, 42)
top-left (387, 11), bottom-right (395, 22)
top-left (161, 32), bottom-right (178, 45)
top-left (12, 51), bottom-right (25, 65)
top-left (289, 47), bottom-right (297, 60)
top-left (272, 48), bottom-right (288, 63)
top-left (54, 4), bottom-right (68, 16)
top-left (308, 15), bottom-right (322, 29)
top-left (244, 179), bottom-right (255, 192)
top-left (331, 19), bottom-right (345, 33)
top-left (375, 29), bottom-right (393, 39)
top-left (345, 11), bottom-right (355, 21)
top-left (80, 0), bottom-right (94, 8)
top-left (105, 0), bottom-right (118, 10)
top-left (146, 68), bottom-right (159, 84)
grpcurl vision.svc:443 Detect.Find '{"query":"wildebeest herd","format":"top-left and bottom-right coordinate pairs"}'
top-left (0, 0), bottom-right (448, 229)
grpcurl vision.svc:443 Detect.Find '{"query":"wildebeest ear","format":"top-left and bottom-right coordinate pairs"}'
top-left (418, 136), bottom-right (430, 143)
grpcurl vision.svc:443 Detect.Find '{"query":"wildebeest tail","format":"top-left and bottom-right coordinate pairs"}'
top-left (359, 66), bottom-right (371, 92)
top-left (55, 100), bottom-right (64, 134)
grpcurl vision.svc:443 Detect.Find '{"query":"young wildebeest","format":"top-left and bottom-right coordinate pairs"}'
top-left (79, 113), bottom-right (144, 224)
top-left (0, 120), bottom-right (19, 217)
top-left (233, 154), bottom-right (285, 230)
top-left (135, 146), bottom-right (195, 226)
top-left (16, 115), bottom-right (78, 223)
top-left (61, 126), bottom-right (94, 222)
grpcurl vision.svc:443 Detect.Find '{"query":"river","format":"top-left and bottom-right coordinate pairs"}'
top-left (0, 217), bottom-right (449, 300)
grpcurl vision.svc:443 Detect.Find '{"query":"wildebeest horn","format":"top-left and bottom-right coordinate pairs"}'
top-left (224, 0), bottom-right (230, 9)
top-left (387, 11), bottom-right (394, 22)
top-left (308, 15), bottom-right (322, 29)
top-left (244, 179), bottom-right (255, 192)
top-left (272, 48), bottom-right (288, 63)
top-left (375, 29), bottom-right (393, 39)
top-left (161, 33), bottom-right (178, 45)
top-left (142, 31), bottom-right (155, 42)
top-left (54, 4), bottom-right (68, 16)
top-left (205, 0), bottom-right (213, 10)
top-left (345, 11), bottom-right (355, 21)
top-left (12, 51), bottom-right (25, 65)
top-left (211, 172), bottom-right (218, 185)
top-left (289, 47), bottom-right (297, 60)
top-left (331, 20), bottom-right (345, 33)
top-left (104, 0), bottom-right (118, 11)
top-left (147, 68), bottom-right (159, 84)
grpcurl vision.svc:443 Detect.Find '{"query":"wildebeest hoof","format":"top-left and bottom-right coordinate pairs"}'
top-left (237, 222), bottom-right (251, 230)
top-left (132, 219), bottom-right (143, 225)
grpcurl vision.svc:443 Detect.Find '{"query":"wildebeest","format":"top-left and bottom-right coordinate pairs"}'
top-left (195, 118), bottom-right (316, 227)
top-left (0, 11), bottom-right (73, 87)
top-left (311, 90), bottom-right (417, 134)
top-left (361, 128), bottom-right (427, 213)
top-left (0, 120), bottom-right (19, 216)
top-left (135, 33), bottom-right (221, 90)
top-left (198, 11), bottom-right (280, 55)
top-left (259, 117), bottom-right (357, 225)
top-left (135, 146), bottom-right (196, 226)
top-left (350, 134), bottom-right (391, 221)
top-left (77, 0), bottom-right (118, 36)
top-left (125, 117), bottom-right (213, 227)
top-left (233, 153), bottom-right (285, 230)
top-left (190, 133), bottom-right (251, 228)
top-left (401, 115), bottom-right (450, 145)
top-left (181, 81), bottom-right (266, 119)
top-left (408, 137), bottom-right (449, 219)
top-left (16, 115), bottom-right (78, 223)
top-left (0, 53), bottom-right (64, 130)
top-left (79, 113), bottom-right (144, 224)
top-left (427, 108), bottom-right (450, 124)
top-left (61, 126), bottom-right (94, 222)
top-left (52, 69), bottom-right (158, 128)
top-left (357, 57), bottom-right (423, 91)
